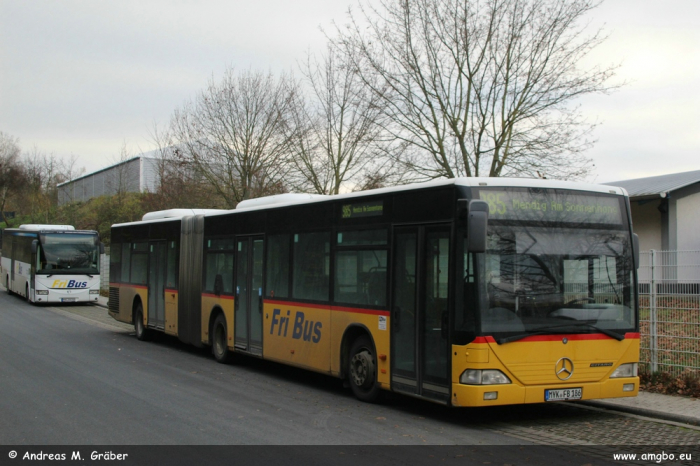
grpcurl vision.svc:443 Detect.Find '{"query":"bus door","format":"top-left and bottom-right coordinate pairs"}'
top-left (9, 235), bottom-right (15, 289)
top-left (391, 225), bottom-right (451, 402)
top-left (148, 240), bottom-right (167, 330)
top-left (234, 236), bottom-right (264, 355)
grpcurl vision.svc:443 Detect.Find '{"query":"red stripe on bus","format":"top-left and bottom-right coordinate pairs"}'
top-left (474, 332), bottom-right (639, 344)
top-left (201, 293), bottom-right (234, 300)
top-left (264, 299), bottom-right (390, 316)
top-left (109, 283), bottom-right (147, 290)
top-left (110, 284), bottom-right (180, 294)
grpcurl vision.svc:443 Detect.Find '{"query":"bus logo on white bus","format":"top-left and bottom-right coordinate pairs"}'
top-left (51, 280), bottom-right (88, 289)
top-left (270, 308), bottom-right (322, 343)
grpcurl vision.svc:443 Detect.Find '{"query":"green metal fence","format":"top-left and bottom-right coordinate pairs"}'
top-left (639, 250), bottom-right (700, 377)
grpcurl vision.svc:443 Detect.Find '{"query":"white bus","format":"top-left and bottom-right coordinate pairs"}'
top-left (1, 224), bottom-right (104, 304)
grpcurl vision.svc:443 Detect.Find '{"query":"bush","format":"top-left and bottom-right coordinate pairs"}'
top-left (640, 369), bottom-right (700, 398)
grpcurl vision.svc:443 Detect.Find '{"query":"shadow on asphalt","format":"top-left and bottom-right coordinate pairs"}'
top-left (109, 328), bottom-right (610, 430)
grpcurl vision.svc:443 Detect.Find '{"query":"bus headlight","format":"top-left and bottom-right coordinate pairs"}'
top-left (90, 290), bottom-right (100, 294)
top-left (610, 363), bottom-right (638, 378)
top-left (460, 369), bottom-right (511, 385)
top-left (36, 290), bottom-right (49, 295)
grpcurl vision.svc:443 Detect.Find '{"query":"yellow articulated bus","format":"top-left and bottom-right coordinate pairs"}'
top-left (108, 178), bottom-right (640, 407)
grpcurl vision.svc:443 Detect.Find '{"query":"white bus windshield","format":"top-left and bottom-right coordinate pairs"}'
top-left (39, 233), bottom-right (100, 274)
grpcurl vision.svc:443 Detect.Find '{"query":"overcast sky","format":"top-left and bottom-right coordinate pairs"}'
top-left (1, 0), bottom-right (698, 183)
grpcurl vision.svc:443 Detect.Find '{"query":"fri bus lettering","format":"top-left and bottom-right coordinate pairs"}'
top-left (270, 308), bottom-right (322, 343)
top-left (51, 279), bottom-right (88, 289)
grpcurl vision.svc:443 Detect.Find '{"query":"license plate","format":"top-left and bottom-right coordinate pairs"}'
top-left (61, 298), bottom-right (77, 302)
top-left (545, 388), bottom-right (582, 401)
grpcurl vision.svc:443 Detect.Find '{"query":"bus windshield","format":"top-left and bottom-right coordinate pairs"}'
top-left (38, 233), bottom-right (100, 274)
top-left (464, 188), bottom-right (637, 343)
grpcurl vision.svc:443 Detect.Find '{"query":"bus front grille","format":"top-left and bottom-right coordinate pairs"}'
top-left (108, 287), bottom-right (119, 312)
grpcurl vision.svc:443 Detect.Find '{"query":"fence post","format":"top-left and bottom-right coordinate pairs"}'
top-left (649, 249), bottom-right (658, 373)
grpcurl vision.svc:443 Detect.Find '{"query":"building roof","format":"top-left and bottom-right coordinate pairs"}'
top-left (56, 155), bottom-right (157, 188)
top-left (604, 169), bottom-right (700, 199)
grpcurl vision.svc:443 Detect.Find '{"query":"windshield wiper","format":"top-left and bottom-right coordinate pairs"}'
top-left (496, 322), bottom-right (625, 344)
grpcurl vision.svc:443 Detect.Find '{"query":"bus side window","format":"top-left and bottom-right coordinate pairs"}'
top-left (293, 232), bottom-right (330, 302)
top-left (130, 242), bottom-right (148, 285)
top-left (121, 243), bottom-right (131, 283)
top-left (266, 234), bottom-right (290, 299)
top-left (335, 250), bottom-right (387, 307)
top-left (110, 243), bottom-right (122, 283)
top-left (204, 238), bottom-right (234, 294)
top-left (166, 242), bottom-right (177, 289)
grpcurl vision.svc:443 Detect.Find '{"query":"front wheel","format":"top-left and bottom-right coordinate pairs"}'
top-left (212, 314), bottom-right (234, 364)
top-left (348, 335), bottom-right (381, 403)
top-left (134, 303), bottom-right (151, 341)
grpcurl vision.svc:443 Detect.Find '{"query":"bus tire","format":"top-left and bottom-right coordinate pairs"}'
top-left (212, 314), bottom-right (234, 364)
top-left (134, 303), bottom-right (152, 341)
top-left (6, 276), bottom-right (11, 295)
top-left (348, 335), bottom-right (381, 403)
top-left (26, 284), bottom-right (31, 304)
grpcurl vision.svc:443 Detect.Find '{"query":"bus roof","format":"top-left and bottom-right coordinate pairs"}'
top-left (229, 177), bottom-right (627, 213)
top-left (112, 177), bottom-right (628, 228)
top-left (18, 224), bottom-right (75, 231)
top-left (141, 209), bottom-right (230, 222)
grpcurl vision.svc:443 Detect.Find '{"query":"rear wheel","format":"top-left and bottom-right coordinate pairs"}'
top-left (348, 335), bottom-right (381, 402)
top-left (134, 303), bottom-right (151, 341)
top-left (6, 276), bottom-right (11, 295)
top-left (212, 314), bottom-right (234, 364)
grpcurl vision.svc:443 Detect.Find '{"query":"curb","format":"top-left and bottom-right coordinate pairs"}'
top-left (578, 400), bottom-right (700, 427)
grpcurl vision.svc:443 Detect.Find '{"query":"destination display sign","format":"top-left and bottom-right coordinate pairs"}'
top-left (341, 200), bottom-right (384, 219)
top-left (477, 188), bottom-right (623, 225)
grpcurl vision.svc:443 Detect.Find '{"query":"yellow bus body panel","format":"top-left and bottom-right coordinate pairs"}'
top-left (329, 307), bottom-right (390, 388)
top-left (201, 294), bottom-right (234, 346)
top-left (164, 289), bottom-right (178, 336)
top-left (451, 335), bottom-right (640, 407)
top-left (263, 301), bottom-right (331, 373)
top-left (263, 300), bottom-right (390, 386)
top-left (108, 283), bottom-right (147, 325)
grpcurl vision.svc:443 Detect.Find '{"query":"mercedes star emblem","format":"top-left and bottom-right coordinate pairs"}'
top-left (555, 357), bottom-right (574, 380)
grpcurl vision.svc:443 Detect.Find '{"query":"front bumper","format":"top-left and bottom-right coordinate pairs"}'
top-left (451, 377), bottom-right (639, 407)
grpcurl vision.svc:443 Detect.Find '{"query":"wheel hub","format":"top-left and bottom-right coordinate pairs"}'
top-left (351, 351), bottom-right (372, 387)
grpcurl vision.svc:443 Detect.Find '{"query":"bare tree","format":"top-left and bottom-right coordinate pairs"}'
top-left (0, 131), bottom-right (25, 226)
top-left (148, 122), bottom-right (223, 210)
top-left (286, 46), bottom-right (406, 194)
top-left (168, 68), bottom-right (296, 208)
top-left (104, 142), bottom-right (139, 199)
top-left (334, 0), bottom-right (617, 180)
top-left (19, 148), bottom-right (84, 223)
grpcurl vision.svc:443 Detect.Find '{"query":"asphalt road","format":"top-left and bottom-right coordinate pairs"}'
top-left (1, 289), bottom-right (698, 465)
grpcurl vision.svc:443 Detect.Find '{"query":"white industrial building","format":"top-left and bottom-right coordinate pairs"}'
top-left (605, 170), bottom-right (700, 253)
top-left (57, 155), bottom-right (160, 205)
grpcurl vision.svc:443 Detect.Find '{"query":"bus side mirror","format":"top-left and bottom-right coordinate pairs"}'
top-left (100, 242), bottom-right (105, 255)
top-left (633, 233), bottom-right (639, 269)
top-left (467, 200), bottom-right (489, 253)
top-left (31, 240), bottom-right (38, 254)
